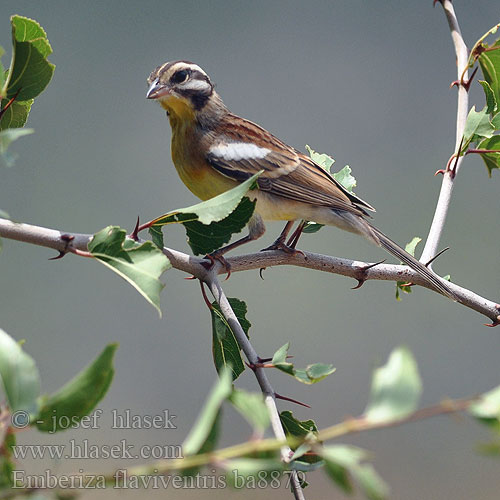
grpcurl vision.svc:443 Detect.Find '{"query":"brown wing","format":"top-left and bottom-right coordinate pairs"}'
top-left (206, 113), bottom-right (375, 218)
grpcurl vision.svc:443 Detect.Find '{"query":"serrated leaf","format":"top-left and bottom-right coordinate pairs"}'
top-left (271, 343), bottom-right (335, 384)
top-left (88, 226), bottom-right (171, 315)
top-left (211, 298), bottom-right (251, 381)
top-left (304, 147), bottom-right (357, 235)
top-left (3, 16), bottom-right (55, 101)
top-left (477, 136), bottom-right (500, 176)
top-left (0, 128), bottom-right (33, 167)
top-left (0, 99), bottom-right (33, 131)
top-left (229, 389), bottom-right (269, 432)
top-left (321, 445), bottom-right (389, 500)
top-left (0, 329), bottom-right (40, 415)
top-left (479, 80), bottom-right (498, 114)
top-left (333, 165), bottom-right (356, 193)
top-left (305, 144), bottom-right (335, 172)
top-left (182, 367), bottom-right (232, 456)
top-left (151, 174), bottom-right (259, 255)
top-left (364, 347), bottom-right (422, 424)
top-left (404, 236), bottom-right (422, 257)
top-left (479, 40), bottom-right (500, 109)
top-left (463, 106), bottom-right (495, 146)
top-left (35, 344), bottom-right (117, 432)
top-left (280, 410), bottom-right (318, 437)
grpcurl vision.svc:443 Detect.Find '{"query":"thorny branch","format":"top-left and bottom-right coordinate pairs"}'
top-left (421, 0), bottom-right (470, 264)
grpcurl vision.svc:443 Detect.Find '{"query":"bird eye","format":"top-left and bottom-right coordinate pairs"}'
top-left (171, 69), bottom-right (189, 84)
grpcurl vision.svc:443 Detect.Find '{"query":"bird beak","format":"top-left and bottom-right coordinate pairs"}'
top-left (146, 79), bottom-right (170, 99)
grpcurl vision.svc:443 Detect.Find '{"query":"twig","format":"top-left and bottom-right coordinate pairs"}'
top-left (0, 218), bottom-right (498, 323)
top-left (205, 275), bottom-right (305, 500)
top-left (421, 0), bottom-right (469, 264)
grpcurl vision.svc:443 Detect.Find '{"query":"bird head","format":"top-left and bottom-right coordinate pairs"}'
top-left (147, 60), bottom-right (218, 121)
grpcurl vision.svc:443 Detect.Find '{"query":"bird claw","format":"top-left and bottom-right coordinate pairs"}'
top-left (261, 240), bottom-right (304, 257)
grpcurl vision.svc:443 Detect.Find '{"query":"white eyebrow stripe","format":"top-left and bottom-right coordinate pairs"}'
top-left (181, 79), bottom-right (211, 91)
top-left (210, 143), bottom-right (271, 161)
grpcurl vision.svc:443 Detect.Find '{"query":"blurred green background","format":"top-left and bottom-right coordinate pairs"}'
top-left (1, 1), bottom-right (499, 498)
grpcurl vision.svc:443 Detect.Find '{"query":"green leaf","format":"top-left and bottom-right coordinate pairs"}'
top-left (492, 112), bottom-right (500, 130)
top-left (280, 410), bottom-right (321, 464)
top-left (477, 136), bottom-right (500, 176)
top-left (3, 16), bottom-right (55, 101)
top-left (0, 431), bottom-right (15, 489)
top-left (303, 147), bottom-right (357, 234)
top-left (0, 329), bottom-right (40, 415)
top-left (35, 344), bottom-right (117, 432)
top-left (333, 165), bottom-right (356, 193)
top-left (395, 237), bottom-right (422, 299)
top-left (280, 410), bottom-right (318, 438)
top-left (229, 389), bottom-right (269, 432)
top-left (479, 80), bottom-right (498, 114)
top-left (224, 459), bottom-right (283, 487)
top-left (462, 106), bottom-right (495, 147)
top-left (479, 40), bottom-right (500, 109)
top-left (211, 298), bottom-right (251, 381)
top-left (271, 343), bottom-right (335, 384)
top-left (321, 445), bottom-right (389, 500)
top-left (148, 225), bottom-right (164, 249)
top-left (88, 226), bottom-right (171, 315)
top-left (0, 46), bottom-right (5, 89)
top-left (0, 128), bottom-right (33, 166)
top-left (151, 174), bottom-right (259, 255)
top-left (0, 99), bottom-right (33, 131)
top-left (302, 222), bottom-right (324, 234)
top-left (182, 366), bottom-right (232, 456)
top-left (469, 384), bottom-right (500, 430)
top-left (305, 144), bottom-right (335, 172)
top-left (364, 347), bottom-right (422, 424)
top-left (404, 236), bottom-right (422, 257)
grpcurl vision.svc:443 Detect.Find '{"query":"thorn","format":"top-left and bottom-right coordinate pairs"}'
top-left (199, 281), bottom-right (214, 310)
top-left (48, 251), bottom-right (67, 261)
top-left (49, 234), bottom-right (75, 260)
top-left (130, 216), bottom-right (140, 241)
top-left (259, 267), bottom-right (266, 279)
top-left (184, 275), bottom-right (197, 280)
top-left (275, 393), bottom-right (311, 409)
top-left (352, 259), bottom-right (385, 290)
top-left (425, 247), bottom-right (450, 267)
top-left (450, 66), bottom-right (478, 91)
top-left (202, 253), bottom-right (232, 280)
top-left (484, 318), bottom-right (500, 327)
top-left (435, 169), bottom-right (446, 176)
top-left (245, 361), bottom-right (257, 372)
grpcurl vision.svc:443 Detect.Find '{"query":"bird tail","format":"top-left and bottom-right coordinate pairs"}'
top-left (367, 224), bottom-right (457, 301)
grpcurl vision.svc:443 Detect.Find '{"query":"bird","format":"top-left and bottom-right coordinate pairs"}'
top-left (146, 60), bottom-right (455, 299)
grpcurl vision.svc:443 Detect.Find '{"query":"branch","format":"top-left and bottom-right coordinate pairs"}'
top-left (0, 218), bottom-right (498, 324)
top-left (421, 0), bottom-right (470, 264)
top-left (205, 274), bottom-right (305, 499)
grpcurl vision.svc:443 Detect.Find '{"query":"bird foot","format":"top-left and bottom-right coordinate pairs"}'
top-left (261, 240), bottom-right (304, 256)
